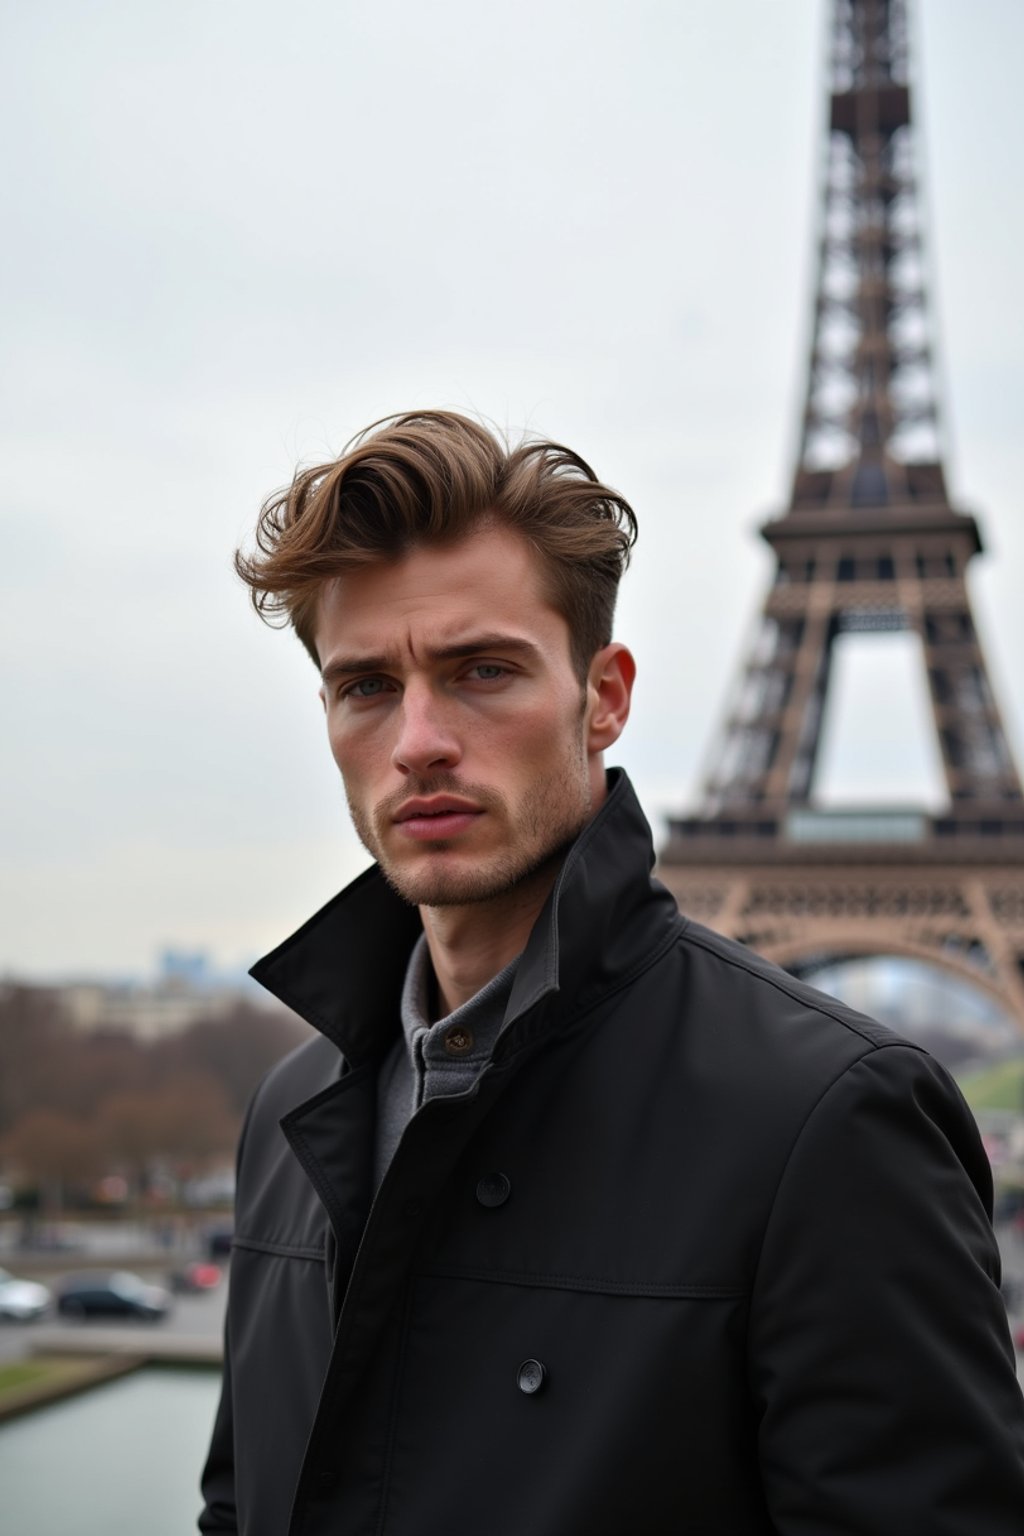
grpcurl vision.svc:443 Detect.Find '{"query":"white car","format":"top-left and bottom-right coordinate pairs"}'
top-left (0, 1267), bottom-right (51, 1321)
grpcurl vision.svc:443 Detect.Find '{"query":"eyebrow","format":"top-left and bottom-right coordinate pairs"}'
top-left (320, 634), bottom-right (542, 685)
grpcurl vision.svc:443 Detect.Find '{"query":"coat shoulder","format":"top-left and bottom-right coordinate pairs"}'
top-left (649, 916), bottom-right (966, 1163)
top-left (679, 916), bottom-right (901, 1051)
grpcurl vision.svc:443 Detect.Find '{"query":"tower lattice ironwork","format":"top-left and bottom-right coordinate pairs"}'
top-left (658, 0), bottom-right (1024, 1026)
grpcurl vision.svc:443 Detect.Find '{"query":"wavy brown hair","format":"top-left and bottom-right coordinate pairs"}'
top-left (235, 410), bottom-right (637, 680)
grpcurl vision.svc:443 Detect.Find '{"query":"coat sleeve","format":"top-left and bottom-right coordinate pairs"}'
top-left (197, 1097), bottom-right (257, 1535)
top-left (749, 1042), bottom-right (1024, 1535)
top-left (197, 1309), bottom-right (238, 1534)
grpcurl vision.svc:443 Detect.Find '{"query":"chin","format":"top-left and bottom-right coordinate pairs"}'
top-left (379, 861), bottom-right (520, 909)
top-left (380, 834), bottom-right (580, 910)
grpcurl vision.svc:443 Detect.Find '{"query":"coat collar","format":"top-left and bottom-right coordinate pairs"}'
top-left (250, 768), bottom-right (683, 1065)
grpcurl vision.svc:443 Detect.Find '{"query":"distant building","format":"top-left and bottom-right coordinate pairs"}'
top-left (58, 979), bottom-right (245, 1042)
top-left (158, 948), bottom-right (215, 989)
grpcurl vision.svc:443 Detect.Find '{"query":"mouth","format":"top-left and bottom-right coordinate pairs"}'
top-left (393, 797), bottom-right (484, 841)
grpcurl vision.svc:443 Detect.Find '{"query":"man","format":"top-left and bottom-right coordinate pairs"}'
top-left (201, 411), bottom-right (1024, 1535)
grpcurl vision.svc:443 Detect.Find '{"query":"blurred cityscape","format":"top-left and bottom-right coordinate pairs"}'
top-left (0, 953), bottom-right (310, 1230)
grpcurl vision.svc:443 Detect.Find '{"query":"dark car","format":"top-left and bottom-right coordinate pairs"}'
top-left (57, 1270), bottom-right (172, 1321)
top-left (205, 1226), bottom-right (233, 1260)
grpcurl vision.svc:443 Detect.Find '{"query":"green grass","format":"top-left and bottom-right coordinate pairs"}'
top-left (0, 1355), bottom-right (104, 1407)
top-left (0, 1360), bottom-right (59, 1393)
top-left (956, 1056), bottom-right (1024, 1114)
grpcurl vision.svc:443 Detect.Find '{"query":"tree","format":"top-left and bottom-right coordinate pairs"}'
top-left (0, 986), bottom-right (67, 1138)
top-left (156, 1002), bottom-right (311, 1117)
top-left (1, 1107), bottom-right (102, 1216)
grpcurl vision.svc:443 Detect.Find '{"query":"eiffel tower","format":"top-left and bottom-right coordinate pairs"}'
top-left (657, 0), bottom-right (1024, 1026)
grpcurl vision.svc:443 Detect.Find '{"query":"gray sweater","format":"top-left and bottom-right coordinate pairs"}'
top-left (373, 933), bottom-right (520, 1188)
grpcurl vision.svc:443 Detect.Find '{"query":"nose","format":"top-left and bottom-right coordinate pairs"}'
top-left (391, 681), bottom-right (462, 776)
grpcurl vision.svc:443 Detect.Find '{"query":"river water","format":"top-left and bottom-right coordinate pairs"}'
top-left (0, 1365), bottom-right (220, 1534)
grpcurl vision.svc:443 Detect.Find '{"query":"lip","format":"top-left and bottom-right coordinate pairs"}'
top-left (393, 797), bottom-right (484, 841)
top-left (393, 796), bottom-right (481, 822)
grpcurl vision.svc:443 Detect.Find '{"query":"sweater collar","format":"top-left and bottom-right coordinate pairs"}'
top-left (249, 768), bottom-right (682, 1065)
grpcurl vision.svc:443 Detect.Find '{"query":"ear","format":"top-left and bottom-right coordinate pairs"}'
top-left (318, 685), bottom-right (327, 713)
top-left (585, 643), bottom-right (636, 756)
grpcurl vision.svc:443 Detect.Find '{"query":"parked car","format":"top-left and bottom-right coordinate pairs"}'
top-left (0, 1267), bottom-right (51, 1322)
top-left (168, 1260), bottom-right (222, 1294)
top-left (205, 1225), bottom-right (234, 1260)
top-left (57, 1271), bottom-right (172, 1321)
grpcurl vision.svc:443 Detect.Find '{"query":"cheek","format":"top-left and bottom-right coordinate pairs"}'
top-left (497, 704), bottom-right (583, 768)
top-left (325, 719), bottom-right (361, 776)
top-left (327, 714), bottom-right (394, 788)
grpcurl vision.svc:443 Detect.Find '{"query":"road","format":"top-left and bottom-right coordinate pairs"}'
top-left (0, 1270), bottom-right (227, 1366)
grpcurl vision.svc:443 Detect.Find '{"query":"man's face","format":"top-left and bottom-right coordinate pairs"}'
top-left (315, 524), bottom-right (609, 909)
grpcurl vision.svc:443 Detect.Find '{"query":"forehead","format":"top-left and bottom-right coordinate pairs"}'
top-left (313, 524), bottom-right (565, 661)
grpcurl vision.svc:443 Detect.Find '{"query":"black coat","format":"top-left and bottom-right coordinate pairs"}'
top-left (200, 771), bottom-right (1024, 1535)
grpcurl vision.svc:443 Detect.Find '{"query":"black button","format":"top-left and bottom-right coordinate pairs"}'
top-left (402, 1197), bottom-right (424, 1219)
top-left (444, 1025), bottom-right (474, 1055)
top-left (517, 1358), bottom-right (547, 1395)
top-left (476, 1172), bottom-right (511, 1208)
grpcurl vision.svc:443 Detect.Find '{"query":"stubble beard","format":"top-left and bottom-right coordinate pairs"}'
top-left (346, 739), bottom-right (594, 910)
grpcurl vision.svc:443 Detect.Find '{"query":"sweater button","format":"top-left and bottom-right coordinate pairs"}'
top-left (517, 1358), bottom-right (547, 1395)
top-left (444, 1025), bottom-right (474, 1056)
top-left (476, 1172), bottom-right (511, 1208)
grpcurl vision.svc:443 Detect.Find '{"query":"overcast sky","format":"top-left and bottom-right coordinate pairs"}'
top-left (3, 0), bottom-right (1022, 978)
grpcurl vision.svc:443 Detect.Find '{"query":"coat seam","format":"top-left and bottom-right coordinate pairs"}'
top-left (232, 1235), bottom-right (326, 1261)
top-left (374, 1275), bottom-right (416, 1536)
top-left (419, 1264), bottom-right (746, 1299)
top-left (678, 925), bottom-right (919, 1050)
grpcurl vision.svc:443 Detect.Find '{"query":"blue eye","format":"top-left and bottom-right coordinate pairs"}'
top-left (472, 664), bottom-right (505, 680)
top-left (347, 677), bottom-right (387, 698)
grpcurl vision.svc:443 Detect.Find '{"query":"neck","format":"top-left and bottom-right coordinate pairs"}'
top-left (419, 856), bottom-right (563, 1017)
